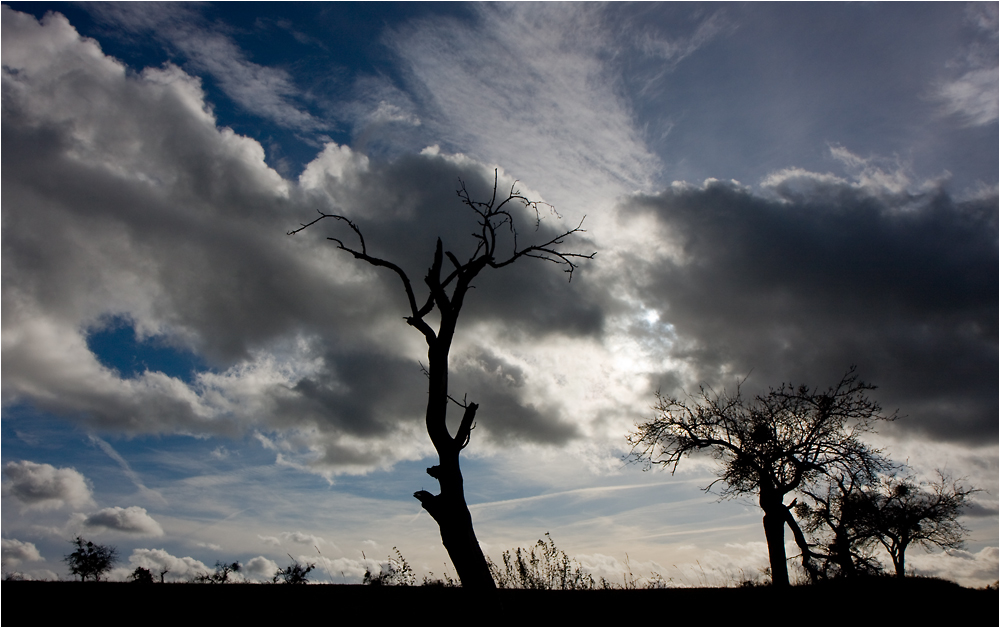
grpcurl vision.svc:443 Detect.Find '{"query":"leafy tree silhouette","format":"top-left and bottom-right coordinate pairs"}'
top-left (129, 566), bottom-right (155, 584)
top-left (628, 367), bottom-right (894, 587)
top-left (65, 536), bottom-right (118, 582)
top-left (290, 170), bottom-right (593, 590)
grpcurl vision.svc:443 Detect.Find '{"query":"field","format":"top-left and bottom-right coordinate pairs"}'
top-left (3, 577), bottom-right (996, 626)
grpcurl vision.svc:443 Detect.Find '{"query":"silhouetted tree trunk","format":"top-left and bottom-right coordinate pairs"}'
top-left (891, 546), bottom-right (906, 578)
top-left (411, 244), bottom-right (496, 591)
top-left (290, 171), bottom-right (593, 590)
top-left (760, 489), bottom-right (791, 588)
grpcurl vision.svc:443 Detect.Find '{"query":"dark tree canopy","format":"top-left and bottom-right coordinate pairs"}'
top-left (628, 367), bottom-right (895, 587)
top-left (129, 566), bottom-right (155, 584)
top-left (290, 170), bottom-right (594, 592)
top-left (64, 536), bottom-right (118, 582)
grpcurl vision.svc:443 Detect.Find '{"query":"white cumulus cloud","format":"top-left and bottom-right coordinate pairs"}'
top-left (244, 555), bottom-right (280, 581)
top-left (2, 461), bottom-right (94, 511)
top-left (127, 548), bottom-right (210, 582)
top-left (80, 506), bottom-right (165, 536)
top-left (1, 538), bottom-right (44, 566)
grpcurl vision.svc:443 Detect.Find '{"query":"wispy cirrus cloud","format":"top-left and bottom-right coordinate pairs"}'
top-left (934, 3), bottom-right (998, 126)
top-left (85, 3), bottom-right (328, 133)
top-left (89, 435), bottom-right (166, 505)
top-left (385, 3), bottom-right (666, 210)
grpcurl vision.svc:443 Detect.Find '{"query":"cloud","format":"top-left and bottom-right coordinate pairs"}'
top-left (1, 7), bottom-right (606, 479)
top-left (937, 67), bottom-right (999, 127)
top-left (386, 3), bottom-right (665, 209)
top-left (83, 4), bottom-right (327, 133)
top-left (244, 555), bottom-right (279, 581)
top-left (79, 506), bottom-right (165, 536)
top-left (88, 435), bottom-right (166, 505)
top-left (127, 548), bottom-right (210, 582)
top-left (934, 3), bottom-right (999, 127)
top-left (1, 539), bottom-right (44, 566)
top-left (314, 555), bottom-right (369, 583)
top-left (258, 535), bottom-right (282, 547)
top-left (280, 531), bottom-right (328, 547)
top-left (909, 546), bottom-right (999, 589)
top-left (618, 154), bottom-right (997, 445)
top-left (578, 541), bottom-right (771, 588)
top-left (2, 461), bottom-right (94, 511)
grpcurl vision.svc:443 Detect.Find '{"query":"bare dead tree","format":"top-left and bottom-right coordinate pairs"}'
top-left (289, 169), bottom-right (594, 590)
top-left (627, 367), bottom-right (895, 587)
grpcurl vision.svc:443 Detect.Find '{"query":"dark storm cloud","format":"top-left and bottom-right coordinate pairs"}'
top-left (298, 150), bottom-right (603, 337)
top-left (622, 174), bottom-right (997, 444)
top-left (451, 350), bottom-right (579, 446)
top-left (280, 350), bottom-right (427, 438)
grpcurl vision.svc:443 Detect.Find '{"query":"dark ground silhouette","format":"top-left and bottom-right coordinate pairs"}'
top-left (3, 576), bottom-right (996, 626)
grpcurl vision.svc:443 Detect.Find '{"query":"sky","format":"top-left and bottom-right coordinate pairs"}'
top-left (2, 2), bottom-right (997, 587)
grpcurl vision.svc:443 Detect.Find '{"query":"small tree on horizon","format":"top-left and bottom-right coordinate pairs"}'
top-left (865, 471), bottom-right (978, 578)
top-left (64, 536), bottom-right (118, 582)
top-left (129, 566), bottom-right (156, 584)
top-left (627, 367), bottom-right (895, 588)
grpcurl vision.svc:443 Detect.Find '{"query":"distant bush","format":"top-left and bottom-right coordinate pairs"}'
top-left (129, 566), bottom-right (155, 584)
